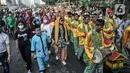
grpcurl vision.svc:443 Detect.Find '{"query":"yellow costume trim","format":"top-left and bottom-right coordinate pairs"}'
top-left (54, 17), bottom-right (68, 45)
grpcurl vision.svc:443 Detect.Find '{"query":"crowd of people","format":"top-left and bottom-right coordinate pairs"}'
top-left (0, 5), bottom-right (130, 73)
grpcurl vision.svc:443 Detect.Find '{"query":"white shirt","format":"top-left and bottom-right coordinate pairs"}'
top-left (0, 32), bottom-right (10, 53)
top-left (41, 23), bottom-right (52, 38)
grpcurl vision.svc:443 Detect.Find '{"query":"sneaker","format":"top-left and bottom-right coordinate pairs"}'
top-left (33, 55), bottom-right (37, 59)
top-left (46, 64), bottom-right (50, 68)
top-left (56, 56), bottom-right (59, 60)
top-left (75, 53), bottom-right (77, 56)
top-left (25, 64), bottom-right (27, 67)
top-left (27, 70), bottom-right (31, 73)
top-left (77, 56), bottom-right (80, 60)
top-left (0, 62), bottom-right (2, 66)
top-left (62, 61), bottom-right (66, 65)
top-left (48, 50), bottom-right (51, 54)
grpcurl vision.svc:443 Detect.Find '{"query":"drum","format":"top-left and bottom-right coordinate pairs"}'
top-left (92, 45), bottom-right (114, 63)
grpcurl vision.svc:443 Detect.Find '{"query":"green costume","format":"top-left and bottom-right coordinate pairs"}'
top-left (6, 16), bottom-right (16, 30)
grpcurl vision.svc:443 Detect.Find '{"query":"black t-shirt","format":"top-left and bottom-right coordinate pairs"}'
top-left (15, 29), bottom-right (31, 46)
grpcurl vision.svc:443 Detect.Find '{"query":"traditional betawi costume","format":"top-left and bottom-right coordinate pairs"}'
top-left (76, 14), bottom-right (91, 61)
top-left (123, 26), bottom-right (130, 53)
top-left (103, 9), bottom-right (117, 48)
top-left (70, 13), bottom-right (80, 55)
top-left (84, 19), bottom-right (107, 73)
top-left (52, 16), bottom-right (68, 65)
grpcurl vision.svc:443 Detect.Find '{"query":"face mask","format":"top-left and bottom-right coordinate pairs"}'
top-left (36, 20), bottom-right (40, 24)
top-left (35, 17), bottom-right (39, 19)
top-left (43, 20), bottom-right (48, 23)
top-left (9, 14), bottom-right (11, 16)
top-left (3, 15), bottom-right (6, 18)
top-left (18, 25), bottom-right (24, 29)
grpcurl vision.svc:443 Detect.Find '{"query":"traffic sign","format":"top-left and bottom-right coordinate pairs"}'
top-left (115, 4), bottom-right (125, 15)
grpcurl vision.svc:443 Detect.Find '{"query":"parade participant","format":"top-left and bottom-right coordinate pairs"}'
top-left (31, 25), bottom-right (51, 73)
top-left (26, 13), bottom-right (31, 30)
top-left (23, 12), bottom-right (29, 22)
top-left (42, 10), bottom-right (46, 18)
top-left (115, 15), bottom-right (122, 43)
top-left (65, 12), bottom-right (73, 41)
top-left (71, 13), bottom-right (80, 55)
top-left (15, 21), bottom-right (32, 73)
top-left (89, 13), bottom-right (97, 29)
top-left (124, 14), bottom-right (130, 30)
top-left (52, 17), bottom-right (68, 65)
top-left (46, 10), bottom-right (52, 21)
top-left (103, 9), bottom-right (119, 48)
top-left (84, 19), bottom-right (105, 73)
top-left (78, 12), bottom-right (84, 24)
top-left (0, 23), bottom-right (11, 73)
top-left (50, 15), bottom-right (56, 28)
top-left (77, 14), bottom-right (91, 60)
top-left (123, 24), bottom-right (130, 67)
top-left (0, 17), bottom-right (5, 32)
top-left (6, 12), bottom-right (16, 39)
top-left (2, 14), bottom-right (7, 24)
top-left (41, 15), bottom-right (52, 37)
top-left (41, 15), bottom-right (52, 54)
top-left (32, 12), bottom-right (41, 26)
top-left (123, 25), bottom-right (130, 55)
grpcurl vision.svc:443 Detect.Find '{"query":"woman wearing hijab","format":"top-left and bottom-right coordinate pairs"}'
top-left (41, 15), bottom-right (52, 54)
top-left (15, 20), bottom-right (32, 73)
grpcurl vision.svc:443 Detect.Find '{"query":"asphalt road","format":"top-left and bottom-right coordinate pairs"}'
top-left (0, 39), bottom-right (130, 73)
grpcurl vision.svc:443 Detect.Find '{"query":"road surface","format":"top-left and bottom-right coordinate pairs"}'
top-left (0, 39), bottom-right (130, 73)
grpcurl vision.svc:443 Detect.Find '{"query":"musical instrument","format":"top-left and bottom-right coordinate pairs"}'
top-left (92, 45), bottom-right (114, 63)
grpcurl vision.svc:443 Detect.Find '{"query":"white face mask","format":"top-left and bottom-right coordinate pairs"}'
top-left (18, 25), bottom-right (24, 29)
top-left (9, 14), bottom-right (11, 16)
top-left (43, 20), bottom-right (48, 23)
top-left (3, 15), bottom-right (6, 18)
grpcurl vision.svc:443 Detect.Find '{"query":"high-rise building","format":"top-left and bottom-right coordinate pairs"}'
top-left (0, 0), bottom-right (7, 5)
top-left (34, 0), bottom-right (45, 4)
top-left (20, 0), bottom-right (26, 5)
top-left (15, 0), bottom-right (20, 5)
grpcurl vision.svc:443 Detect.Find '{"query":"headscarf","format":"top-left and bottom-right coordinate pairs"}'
top-left (42, 15), bottom-right (50, 25)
